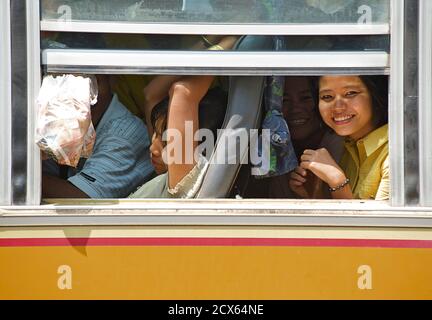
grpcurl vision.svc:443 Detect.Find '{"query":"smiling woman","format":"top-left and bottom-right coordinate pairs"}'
top-left (267, 76), bottom-right (343, 199)
top-left (289, 75), bottom-right (389, 200)
top-left (319, 76), bottom-right (387, 140)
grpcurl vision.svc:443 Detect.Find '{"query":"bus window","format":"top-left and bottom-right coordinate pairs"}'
top-left (38, 72), bottom-right (390, 202)
top-left (4, 0), bottom-right (432, 207)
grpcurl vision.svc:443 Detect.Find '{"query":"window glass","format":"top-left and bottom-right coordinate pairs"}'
top-left (41, 0), bottom-right (390, 24)
top-left (41, 33), bottom-right (390, 52)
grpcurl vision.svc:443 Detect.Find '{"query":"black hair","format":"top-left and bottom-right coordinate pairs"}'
top-left (151, 99), bottom-right (169, 138)
top-left (307, 76), bottom-right (320, 109)
top-left (359, 75), bottom-right (388, 127)
top-left (151, 86), bottom-right (228, 139)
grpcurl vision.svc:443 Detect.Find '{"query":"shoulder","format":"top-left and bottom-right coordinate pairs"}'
top-left (380, 152), bottom-right (390, 172)
top-left (97, 97), bottom-right (150, 146)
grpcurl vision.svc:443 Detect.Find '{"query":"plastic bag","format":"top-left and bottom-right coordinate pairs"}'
top-left (36, 74), bottom-right (98, 167)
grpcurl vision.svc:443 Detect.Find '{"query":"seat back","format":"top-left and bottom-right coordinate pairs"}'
top-left (196, 36), bottom-right (273, 198)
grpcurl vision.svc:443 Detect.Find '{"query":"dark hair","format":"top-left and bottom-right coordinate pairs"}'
top-left (359, 75), bottom-right (388, 127)
top-left (151, 86), bottom-right (228, 138)
top-left (306, 76), bottom-right (320, 111)
top-left (151, 99), bottom-right (169, 138)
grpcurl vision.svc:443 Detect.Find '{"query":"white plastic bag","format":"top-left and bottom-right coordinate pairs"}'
top-left (36, 74), bottom-right (98, 167)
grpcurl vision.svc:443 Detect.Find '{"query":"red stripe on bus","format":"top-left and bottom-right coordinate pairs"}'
top-left (1, 238), bottom-right (432, 248)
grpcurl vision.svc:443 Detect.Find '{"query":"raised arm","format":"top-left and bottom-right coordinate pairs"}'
top-left (140, 35), bottom-right (239, 136)
top-left (166, 75), bottom-right (215, 189)
top-left (142, 75), bottom-right (183, 137)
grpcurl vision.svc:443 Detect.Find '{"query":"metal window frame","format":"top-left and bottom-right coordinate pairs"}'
top-left (26, 0), bottom-right (41, 206)
top-left (42, 49), bottom-right (390, 75)
top-left (18, 0), bottom-right (414, 209)
top-left (40, 21), bottom-right (391, 35)
top-left (419, 0), bottom-right (432, 206)
top-left (10, 0), bottom-right (29, 204)
top-left (1, 200), bottom-right (432, 228)
top-left (389, 0), bottom-right (405, 206)
top-left (0, 0), bottom-right (12, 206)
top-left (402, 0), bottom-right (420, 205)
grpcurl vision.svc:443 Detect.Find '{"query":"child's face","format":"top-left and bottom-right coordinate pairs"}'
top-left (150, 133), bottom-right (167, 175)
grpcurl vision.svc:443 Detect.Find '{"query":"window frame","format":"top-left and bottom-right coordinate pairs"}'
top-left (419, 0), bottom-right (432, 206)
top-left (2, 199), bottom-right (432, 228)
top-left (389, 0), bottom-right (405, 206)
top-left (40, 21), bottom-right (391, 36)
top-left (42, 49), bottom-right (390, 75)
top-left (27, 0), bottom-right (42, 206)
top-left (2, 0), bottom-right (430, 217)
top-left (0, 0), bottom-right (12, 206)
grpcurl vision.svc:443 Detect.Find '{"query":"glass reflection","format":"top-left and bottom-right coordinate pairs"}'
top-left (41, 0), bottom-right (389, 24)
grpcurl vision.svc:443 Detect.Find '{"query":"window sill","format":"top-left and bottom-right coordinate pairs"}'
top-left (0, 199), bottom-right (431, 227)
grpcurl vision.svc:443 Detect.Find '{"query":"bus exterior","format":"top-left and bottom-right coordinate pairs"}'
top-left (1, 0), bottom-right (432, 300)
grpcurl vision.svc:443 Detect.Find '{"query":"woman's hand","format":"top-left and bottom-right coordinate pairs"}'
top-left (289, 166), bottom-right (324, 199)
top-left (299, 148), bottom-right (347, 189)
top-left (289, 166), bottom-right (309, 198)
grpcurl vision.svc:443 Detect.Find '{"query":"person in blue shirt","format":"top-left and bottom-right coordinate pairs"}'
top-left (42, 75), bottom-right (154, 198)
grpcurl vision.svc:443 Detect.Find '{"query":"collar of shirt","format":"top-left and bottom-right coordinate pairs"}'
top-left (344, 124), bottom-right (388, 165)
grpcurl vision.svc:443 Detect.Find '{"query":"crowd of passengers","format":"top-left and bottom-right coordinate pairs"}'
top-left (41, 34), bottom-right (389, 201)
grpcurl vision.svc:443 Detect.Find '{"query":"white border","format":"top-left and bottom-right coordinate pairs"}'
top-left (40, 21), bottom-right (391, 35)
top-left (419, 0), bottom-right (432, 206)
top-left (0, 0), bottom-right (12, 206)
